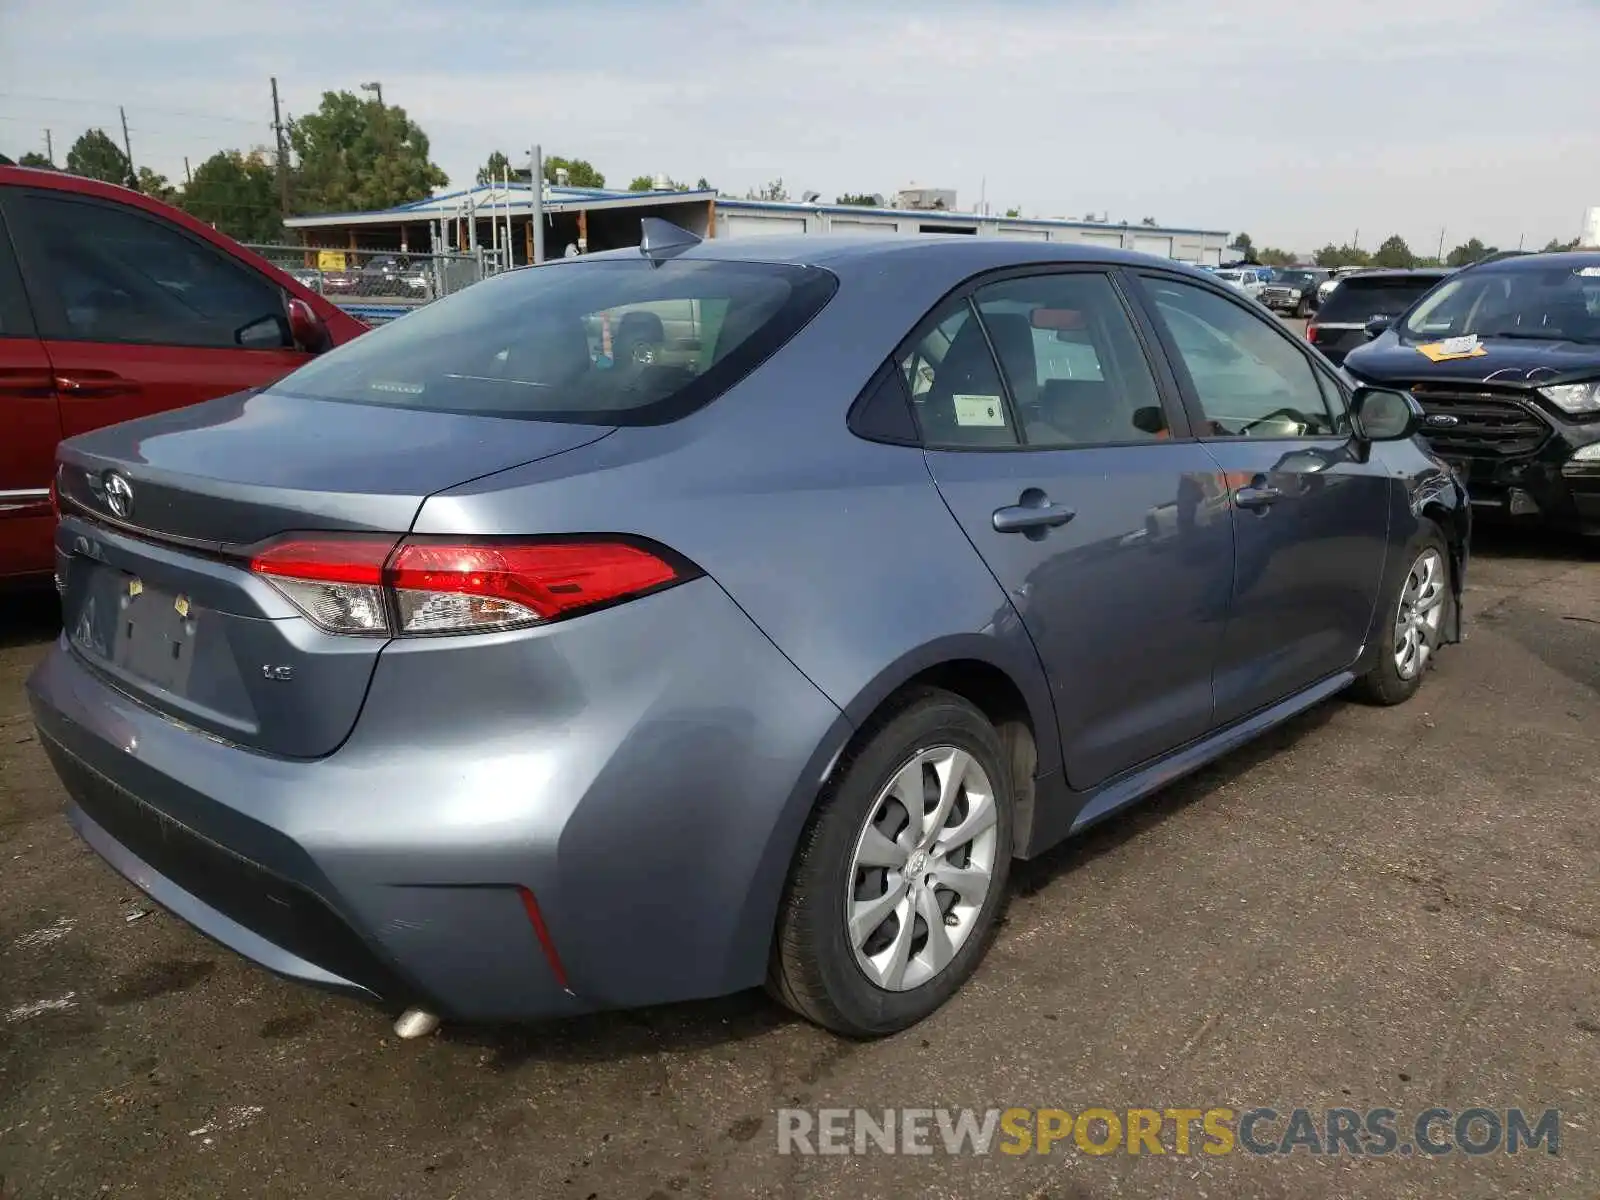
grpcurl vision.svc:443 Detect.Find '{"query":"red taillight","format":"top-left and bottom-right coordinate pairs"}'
top-left (251, 535), bottom-right (396, 636)
top-left (390, 539), bottom-right (682, 633)
top-left (1306, 323), bottom-right (1320, 344)
top-left (248, 534), bottom-right (690, 637)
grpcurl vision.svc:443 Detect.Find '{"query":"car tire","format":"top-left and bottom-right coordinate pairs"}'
top-left (1295, 297), bottom-right (1312, 320)
top-left (768, 689), bottom-right (1014, 1037)
top-left (1351, 524), bottom-right (1452, 706)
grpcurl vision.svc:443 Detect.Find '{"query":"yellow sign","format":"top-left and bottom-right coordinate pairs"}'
top-left (316, 250), bottom-right (347, 272)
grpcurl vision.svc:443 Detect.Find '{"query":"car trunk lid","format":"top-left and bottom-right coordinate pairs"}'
top-left (55, 389), bottom-right (611, 758)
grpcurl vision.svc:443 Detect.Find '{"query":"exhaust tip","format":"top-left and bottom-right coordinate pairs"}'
top-left (393, 1008), bottom-right (440, 1040)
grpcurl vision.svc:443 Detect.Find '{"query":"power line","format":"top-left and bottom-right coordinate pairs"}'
top-left (0, 91), bottom-right (261, 126)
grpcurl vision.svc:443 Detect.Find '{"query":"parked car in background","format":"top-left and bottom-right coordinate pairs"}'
top-left (1317, 265), bottom-right (1369, 306)
top-left (0, 163), bottom-right (366, 582)
top-left (1306, 268), bottom-right (1454, 366)
top-left (1345, 251), bottom-right (1600, 536)
top-left (29, 231), bottom-right (1466, 1041)
top-left (1214, 266), bottom-right (1268, 299)
top-left (1261, 268), bottom-right (1332, 318)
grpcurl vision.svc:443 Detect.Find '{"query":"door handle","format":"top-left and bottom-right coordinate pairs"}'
top-left (1234, 483), bottom-right (1283, 511)
top-left (992, 493), bottom-right (1076, 534)
top-left (0, 369), bottom-right (56, 396)
top-left (55, 373), bottom-right (140, 396)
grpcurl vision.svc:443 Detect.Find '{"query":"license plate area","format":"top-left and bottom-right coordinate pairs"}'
top-left (112, 579), bottom-right (200, 693)
top-left (68, 565), bottom-right (201, 695)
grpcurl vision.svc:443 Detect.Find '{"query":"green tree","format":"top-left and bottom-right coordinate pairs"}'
top-left (1003, 206), bottom-right (1021, 218)
top-left (1446, 237), bottom-right (1487, 267)
top-left (1542, 237), bottom-right (1581, 253)
top-left (695, 177), bottom-right (712, 192)
top-left (1140, 216), bottom-right (1158, 226)
top-left (1313, 243), bottom-right (1371, 268)
top-left (18, 150), bottom-right (54, 168)
top-left (287, 90), bottom-right (448, 214)
top-left (747, 178), bottom-right (788, 202)
top-left (476, 150), bottom-right (513, 185)
top-left (1233, 232), bottom-right (1254, 252)
top-left (66, 128), bottom-right (131, 185)
top-left (544, 156), bottom-right (604, 188)
top-left (1372, 235), bottom-right (1415, 268)
top-left (837, 193), bottom-right (879, 207)
top-left (136, 166), bottom-right (176, 202)
top-left (181, 150), bottom-right (283, 242)
top-left (628, 175), bottom-right (655, 191)
top-left (1257, 247), bottom-right (1297, 266)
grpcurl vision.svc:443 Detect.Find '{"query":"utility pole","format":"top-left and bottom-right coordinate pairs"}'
top-left (360, 80), bottom-right (384, 107)
top-left (183, 156), bottom-right (192, 185)
top-left (530, 144), bottom-right (545, 264)
top-left (119, 106), bottom-right (135, 182)
top-left (1436, 226), bottom-right (1446, 264)
top-left (43, 129), bottom-right (53, 165)
top-left (271, 76), bottom-right (291, 216)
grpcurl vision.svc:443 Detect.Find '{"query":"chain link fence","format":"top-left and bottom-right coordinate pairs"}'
top-left (245, 244), bottom-right (501, 325)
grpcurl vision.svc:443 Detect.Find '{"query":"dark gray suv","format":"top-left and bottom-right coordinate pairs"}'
top-left (29, 233), bottom-right (1469, 1038)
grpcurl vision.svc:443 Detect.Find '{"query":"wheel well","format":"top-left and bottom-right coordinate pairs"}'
top-left (871, 659), bottom-right (1040, 858)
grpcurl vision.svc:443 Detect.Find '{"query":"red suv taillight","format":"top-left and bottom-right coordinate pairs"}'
top-left (249, 535), bottom-right (693, 637)
top-left (1305, 323), bottom-right (1320, 344)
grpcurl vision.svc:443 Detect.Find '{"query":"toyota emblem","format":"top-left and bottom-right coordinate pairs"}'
top-left (103, 471), bottom-right (134, 519)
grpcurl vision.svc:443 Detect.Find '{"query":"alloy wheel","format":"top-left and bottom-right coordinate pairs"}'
top-left (845, 746), bottom-right (999, 992)
top-left (1394, 548), bottom-right (1446, 680)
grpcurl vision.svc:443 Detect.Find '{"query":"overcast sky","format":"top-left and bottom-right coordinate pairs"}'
top-left (2, 0), bottom-right (1596, 253)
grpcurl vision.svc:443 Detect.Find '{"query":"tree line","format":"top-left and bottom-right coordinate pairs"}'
top-left (1234, 231), bottom-right (1582, 270)
top-left (5, 89), bottom-right (718, 245)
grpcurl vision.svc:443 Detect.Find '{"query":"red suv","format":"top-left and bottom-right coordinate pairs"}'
top-left (0, 165), bottom-right (366, 581)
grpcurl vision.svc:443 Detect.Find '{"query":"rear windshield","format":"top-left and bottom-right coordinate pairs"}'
top-left (1317, 276), bottom-right (1442, 324)
top-left (276, 257), bottom-right (837, 424)
top-left (1402, 264), bottom-right (1600, 342)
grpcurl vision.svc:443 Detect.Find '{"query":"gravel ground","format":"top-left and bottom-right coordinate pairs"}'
top-left (1, 521), bottom-right (1596, 1200)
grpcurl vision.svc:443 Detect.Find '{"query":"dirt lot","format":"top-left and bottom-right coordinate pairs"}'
top-left (1, 525), bottom-right (1597, 1200)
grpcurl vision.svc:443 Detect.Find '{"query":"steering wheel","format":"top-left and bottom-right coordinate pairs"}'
top-left (1239, 407), bottom-right (1314, 437)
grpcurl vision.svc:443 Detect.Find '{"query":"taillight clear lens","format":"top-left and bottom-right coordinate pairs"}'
top-left (247, 535), bottom-right (689, 637)
top-left (251, 536), bottom-right (396, 635)
top-left (390, 540), bottom-right (684, 634)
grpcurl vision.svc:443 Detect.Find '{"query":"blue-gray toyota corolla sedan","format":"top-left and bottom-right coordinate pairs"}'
top-left (29, 228), bottom-right (1469, 1037)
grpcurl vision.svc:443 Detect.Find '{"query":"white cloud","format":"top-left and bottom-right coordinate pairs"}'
top-left (3, 0), bottom-right (1597, 251)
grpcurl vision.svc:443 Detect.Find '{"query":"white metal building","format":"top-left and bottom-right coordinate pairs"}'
top-left (284, 184), bottom-right (1232, 266)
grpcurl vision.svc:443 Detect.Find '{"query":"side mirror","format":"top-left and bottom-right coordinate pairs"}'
top-left (1363, 316), bottom-right (1393, 340)
top-left (235, 313), bottom-right (292, 349)
top-left (1351, 386), bottom-right (1421, 441)
top-left (286, 297), bottom-right (332, 354)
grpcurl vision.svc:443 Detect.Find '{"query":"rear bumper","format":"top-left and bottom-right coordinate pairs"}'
top-left (27, 577), bottom-right (848, 1021)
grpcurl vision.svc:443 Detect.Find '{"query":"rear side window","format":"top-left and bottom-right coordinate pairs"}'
top-left (973, 273), bottom-right (1168, 446)
top-left (15, 193), bottom-right (290, 349)
top-left (899, 298), bottom-right (1017, 448)
top-left (1317, 277), bottom-right (1439, 324)
top-left (278, 258), bottom-right (836, 425)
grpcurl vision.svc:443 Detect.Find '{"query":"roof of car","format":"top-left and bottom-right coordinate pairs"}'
top-left (1336, 268), bottom-right (1455, 282)
top-left (1459, 250), bottom-right (1600, 272)
top-left (582, 235), bottom-right (1225, 288)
